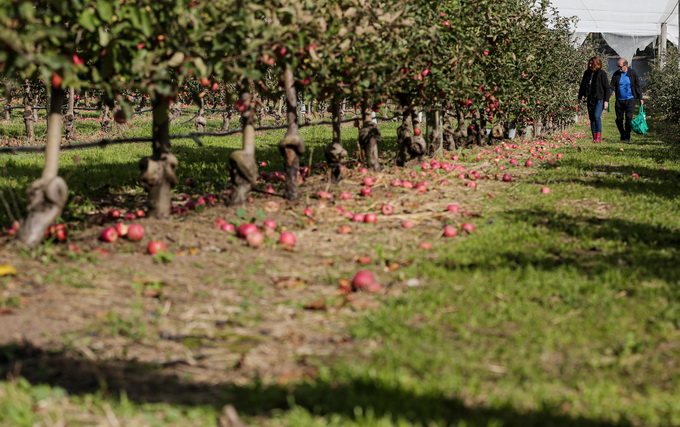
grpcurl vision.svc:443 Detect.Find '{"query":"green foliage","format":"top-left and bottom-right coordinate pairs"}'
top-left (645, 47), bottom-right (680, 125)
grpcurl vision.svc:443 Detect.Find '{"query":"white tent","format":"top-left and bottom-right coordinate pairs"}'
top-left (549, 0), bottom-right (679, 62)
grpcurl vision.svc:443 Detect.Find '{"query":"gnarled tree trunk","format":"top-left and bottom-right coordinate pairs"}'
top-left (324, 98), bottom-right (347, 184)
top-left (18, 87), bottom-right (68, 248)
top-left (194, 96), bottom-right (207, 132)
top-left (100, 103), bottom-right (112, 133)
top-left (22, 80), bottom-right (35, 142)
top-left (397, 100), bottom-right (425, 166)
top-left (228, 89), bottom-right (258, 206)
top-left (426, 109), bottom-right (443, 156)
top-left (358, 103), bottom-right (381, 171)
top-left (278, 66), bottom-right (305, 201)
top-left (139, 96), bottom-right (178, 218)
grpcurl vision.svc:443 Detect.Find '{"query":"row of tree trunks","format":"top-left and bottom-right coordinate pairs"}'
top-left (17, 88), bottom-right (68, 247)
top-left (396, 102), bottom-right (425, 166)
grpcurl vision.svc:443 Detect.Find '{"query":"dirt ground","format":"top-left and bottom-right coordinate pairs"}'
top-left (0, 149), bottom-right (540, 404)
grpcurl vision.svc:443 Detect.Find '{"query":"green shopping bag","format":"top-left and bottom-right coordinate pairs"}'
top-left (631, 104), bottom-right (648, 135)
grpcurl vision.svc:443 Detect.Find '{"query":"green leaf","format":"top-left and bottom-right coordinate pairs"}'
top-left (96, 1), bottom-right (113, 22)
top-left (235, 208), bottom-right (248, 219)
top-left (98, 27), bottom-right (110, 47)
top-left (78, 9), bottom-right (97, 32)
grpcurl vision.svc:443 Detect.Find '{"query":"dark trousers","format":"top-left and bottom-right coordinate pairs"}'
top-left (615, 99), bottom-right (636, 140)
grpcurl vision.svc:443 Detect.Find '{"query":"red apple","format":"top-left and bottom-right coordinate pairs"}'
top-left (363, 176), bottom-right (376, 186)
top-left (51, 72), bottom-right (63, 89)
top-left (419, 242), bottom-right (433, 250)
top-left (246, 231), bottom-right (265, 248)
top-left (540, 186), bottom-right (551, 194)
top-left (127, 224), bottom-right (145, 241)
top-left (402, 221), bottom-right (416, 229)
top-left (352, 270), bottom-right (375, 291)
top-left (360, 186), bottom-right (372, 196)
top-left (100, 227), bottom-right (118, 243)
top-left (461, 223), bottom-right (475, 233)
top-left (525, 159), bottom-right (533, 167)
top-left (466, 181), bottom-right (477, 188)
top-left (220, 223), bottom-right (236, 233)
top-left (364, 213), bottom-right (378, 224)
top-left (340, 191), bottom-right (352, 200)
top-left (214, 218), bottom-right (226, 229)
top-left (114, 222), bottom-right (128, 237)
top-left (147, 240), bottom-right (167, 254)
top-left (446, 204), bottom-right (460, 214)
top-left (443, 225), bottom-right (458, 238)
top-left (351, 214), bottom-right (365, 222)
top-left (263, 220), bottom-right (277, 230)
top-left (108, 209), bottom-right (121, 219)
top-left (414, 128), bottom-right (422, 136)
top-left (237, 223), bottom-right (258, 238)
top-left (357, 256), bottom-right (371, 265)
top-left (381, 204), bottom-right (394, 215)
top-left (502, 173), bottom-right (513, 182)
top-left (337, 224), bottom-right (352, 234)
top-left (279, 231), bottom-right (296, 246)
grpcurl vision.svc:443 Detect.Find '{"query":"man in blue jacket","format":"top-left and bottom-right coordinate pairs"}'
top-left (610, 58), bottom-right (644, 142)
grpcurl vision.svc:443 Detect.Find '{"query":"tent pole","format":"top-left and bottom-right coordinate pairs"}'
top-left (660, 23), bottom-right (667, 67)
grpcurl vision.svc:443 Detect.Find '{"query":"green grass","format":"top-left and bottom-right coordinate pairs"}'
top-left (1, 113), bottom-right (679, 426)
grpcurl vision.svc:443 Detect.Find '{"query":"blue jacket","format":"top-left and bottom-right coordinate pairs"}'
top-left (610, 68), bottom-right (643, 101)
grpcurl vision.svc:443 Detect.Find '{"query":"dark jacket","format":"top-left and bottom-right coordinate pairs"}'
top-left (610, 67), bottom-right (643, 101)
top-left (578, 69), bottom-right (612, 103)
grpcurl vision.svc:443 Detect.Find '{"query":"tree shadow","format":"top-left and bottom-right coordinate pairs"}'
top-left (0, 342), bottom-right (630, 426)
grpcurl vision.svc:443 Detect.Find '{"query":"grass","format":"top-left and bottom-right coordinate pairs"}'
top-left (1, 110), bottom-right (679, 426)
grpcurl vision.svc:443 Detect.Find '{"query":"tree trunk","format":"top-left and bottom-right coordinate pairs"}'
top-left (22, 80), bottom-right (35, 142)
top-left (397, 102), bottom-right (425, 166)
top-left (17, 87), bottom-right (68, 248)
top-left (220, 97), bottom-right (231, 131)
top-left (426, 109), bottom-right (443, 155)
top-left (324, 99), bottom-right (347, 183)
top-left (64, 87), bottom-right (76, 142)
top-left (358, 103), bottom-right (382, 171)
top-left (228, 89), bottom-right (258, 206)
top-left (101, 103), bottom-right (112, 133)
top-left (139, 96), bottom-right (178, 218)
top-left (278, 66), bottom-right (305, 201)
top-left (3, 82), bottom-right (12, 121)
top-left (194, 96), bottom-right (207, 132)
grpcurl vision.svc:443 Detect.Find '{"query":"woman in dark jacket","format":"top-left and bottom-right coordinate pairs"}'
top-left (578, 57), bottom-right (612, 143)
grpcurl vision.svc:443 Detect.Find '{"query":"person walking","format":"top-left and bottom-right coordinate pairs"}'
top-left (578, 57), bottom-right (611, 143)
top-left (610, 58), bottom-right (643, 142)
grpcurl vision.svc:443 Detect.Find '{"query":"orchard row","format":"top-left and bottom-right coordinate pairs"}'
top-left (0, 0), bottom-right (592, 247)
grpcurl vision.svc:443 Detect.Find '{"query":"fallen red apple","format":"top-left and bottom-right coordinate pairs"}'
top-left (540, 186), bottom-right (551, 194)
top-left (279, 231), bottom-right (296, 246)
top-left (246, 231), bottom-right (265, 248)
top-left (381, 204), bottom-right (394, 215)
top-left (461, 223), bottom-right (475, 233)
top-left (402, 221), bottom-right (416, 229)
top-left (114, 222), bottom-right (128, 237)
top-left (360, 186), bottom-right (372, 196)
top-left (237, 223), bottom-right (259, 238)
top-left (502, 173), bottom-right (513, 182)
top-left (443, 225), bottom-right (458, 237)
top-left (147, 240), bottom-right (166, 254)
top-left (337, 224), bottom-right (352, 234)
top-left (446, 204), bottom-right (460, 214)
top-left (525, 160), bottom-right (533, 167)
top-left (364, 213), bottom-right (378, 224)
top-left (363, 177), bottom-right (376, 186)
top-left (127, 224), bottom-right (145, 241)
top-left (352, 214), bottom-right (365, 222)
top-left (357, 256), bottom-right (371, 265)
top-left (466, 181), bottom-right (477, 188)
top-left (419, 242), bottom-right (433, 250)
top-left (214, 218), bottom-right (226, 229)
top-left (100, 227), bottom-right (118, 243)
top-left (220, 223), bottom-right (236, 233)
top-left (263, 220), bottom-right (277, 230)
top-left (352, 270), bottom-right (375, 291)
top-left (340, 191), bottom-right (352, 200)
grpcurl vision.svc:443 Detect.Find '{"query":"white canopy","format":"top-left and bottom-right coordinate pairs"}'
top-left (549, 0), bottom-right (679, 61)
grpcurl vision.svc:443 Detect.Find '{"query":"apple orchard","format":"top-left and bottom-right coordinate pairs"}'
top-left (0, 0), bottom-right (589, 248)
